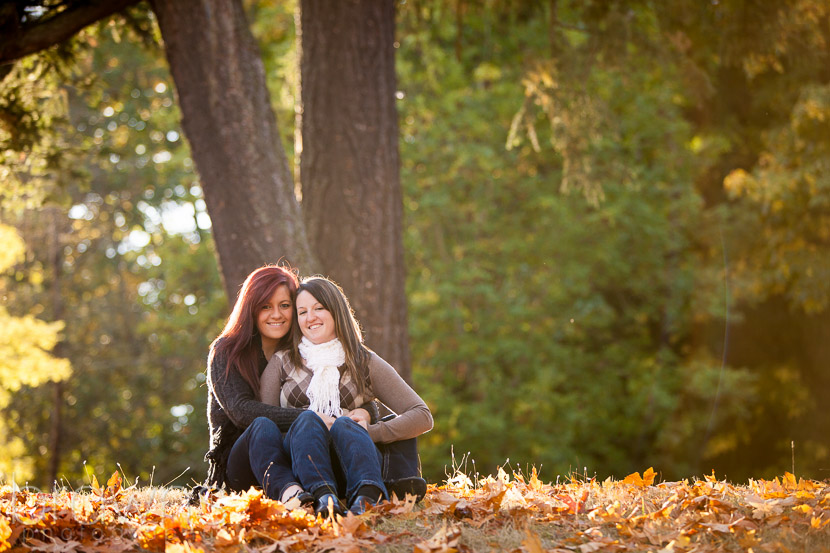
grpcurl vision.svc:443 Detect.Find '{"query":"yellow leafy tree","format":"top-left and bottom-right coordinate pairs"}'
top-left (0, 223), bottom-right (71, 482)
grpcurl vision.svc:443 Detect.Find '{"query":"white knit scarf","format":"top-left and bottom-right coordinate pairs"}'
top-left (299, 336), bottom-right (345, 418)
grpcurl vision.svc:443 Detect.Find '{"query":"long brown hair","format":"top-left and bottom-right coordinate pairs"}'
top-left (210, 265), bottom-right (299, 396)
top-left (289, 276), bottom-right (371, 397)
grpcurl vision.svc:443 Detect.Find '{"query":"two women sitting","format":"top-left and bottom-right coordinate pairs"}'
top-left (200, 265), bottom-right (432, 516)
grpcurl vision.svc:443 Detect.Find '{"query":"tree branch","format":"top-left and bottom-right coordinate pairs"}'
top-left (0, 0), bottom-right (139, 65)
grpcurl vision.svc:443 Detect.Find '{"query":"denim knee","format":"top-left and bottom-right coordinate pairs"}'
top-left (285, 410), bottom-right (338, 496)
top-left (250, 416), bottom-right (273, 430)
top-left (330, 416), bottom-right (364, 438)
top-left (292, 410), bottom-right (328, 433)
top-left (329, 417), bottom-right (387, 502)
top-left (248, 417), bottom-right (280, 440)
top-left (285, 410), bottom-right (331, 453)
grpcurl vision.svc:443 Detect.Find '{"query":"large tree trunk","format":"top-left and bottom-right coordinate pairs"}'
top-left (150, 0), bottom-right (317, 300)
top-left (298, 0), bottom-right (411, 381)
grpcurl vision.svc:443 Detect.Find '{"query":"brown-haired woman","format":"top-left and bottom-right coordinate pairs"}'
top-left (260, 276), bottom-right (433, 516)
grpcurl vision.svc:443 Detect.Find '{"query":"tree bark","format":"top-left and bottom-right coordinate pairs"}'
top-left (298, 0), bottom-right (411, 381)
top-left (150, 0), bottom-right (317, 300)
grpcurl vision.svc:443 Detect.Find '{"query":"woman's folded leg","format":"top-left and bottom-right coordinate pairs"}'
top-left (226, 417), bottom-right (298, 501)
top-left (329, 417), bottom-right (388, 507)
top-left (284, 410), bottom-right (339, 496)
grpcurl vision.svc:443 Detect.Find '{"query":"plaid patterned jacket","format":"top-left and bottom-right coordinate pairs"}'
top-left (278, 353), bottom-right (369, 412)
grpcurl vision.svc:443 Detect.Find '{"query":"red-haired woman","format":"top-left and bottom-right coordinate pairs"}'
top-left (199, 265), bottom-right (375, 504)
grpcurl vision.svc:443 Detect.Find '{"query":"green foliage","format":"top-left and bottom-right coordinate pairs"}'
top-left (0, 4), bottom-right (156, 210)
top-left (0, 52), bottom-right (76, 209)
top-left (398, 0), bottom-right (828, 482)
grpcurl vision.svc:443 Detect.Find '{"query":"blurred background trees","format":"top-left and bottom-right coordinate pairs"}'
top-left (0, 224), bottom-right (71, 480)
top-left (1, 0), bottom-right (828, 487)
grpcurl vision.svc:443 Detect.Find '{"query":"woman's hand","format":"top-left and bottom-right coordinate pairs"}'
top-left (345, 408), bottom-right (370, 431)
top-left (314, 411), bottom-right (336, 430)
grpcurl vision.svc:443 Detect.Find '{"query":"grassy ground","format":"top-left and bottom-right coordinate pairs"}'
top-left (1, 468), bottom-right (829, 552)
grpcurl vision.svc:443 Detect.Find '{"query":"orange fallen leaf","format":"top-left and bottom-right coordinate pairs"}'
top-left (623, 467), bottom-right (656, 488)
top-left (794, 504), bottom-right (813, 515)
top-left (337, 513), bottom-right (368, 537)
top-left (658, 534), bottom-right (691, 552)
top-left (622, 472), bottom-right (644, 487)
top-left (528, 468), bottom-right (544, 492)
top-left (0, 521), bottom-right (12, 553)
top-left (700, 522), bottom-right (731, 533)
top-left (556, 488), bottom-right (589, 514)
top-left (136, 523), bottom-right (165, 550)
top-left (90, 475), bottom-right (101, 495)
top-left (414, 521), bottom-right (462, 553)
top-left (811, 514), bottom-right (830, 530)
top-left (105, 471), bottom-right (122, 495)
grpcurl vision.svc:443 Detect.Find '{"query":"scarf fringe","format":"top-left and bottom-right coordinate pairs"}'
top-left (299, 337), bottom-right (345, 418)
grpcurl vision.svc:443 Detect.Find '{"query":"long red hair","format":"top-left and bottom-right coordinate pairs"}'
top-left (210, 265), bottom-right (299, 396)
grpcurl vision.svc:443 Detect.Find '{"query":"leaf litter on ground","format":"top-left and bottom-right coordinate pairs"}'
top-left (1, 467), bottom-right (829, 552)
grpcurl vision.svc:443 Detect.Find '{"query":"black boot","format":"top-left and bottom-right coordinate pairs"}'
top-left (349, 485), bottom-right (384, 515)
top-left (386, 477), bottom-right (427, 502)
top-left (314, 493), bottom-right (345, 518)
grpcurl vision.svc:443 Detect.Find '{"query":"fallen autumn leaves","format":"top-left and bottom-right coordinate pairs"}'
top-left (1, 468), bottom-right (828, 552)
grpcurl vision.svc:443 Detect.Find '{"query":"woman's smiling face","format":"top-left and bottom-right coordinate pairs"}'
top-left (296, 290), bottom-right (337, 344)
top-left (256, 285), bottom-right (293, 347)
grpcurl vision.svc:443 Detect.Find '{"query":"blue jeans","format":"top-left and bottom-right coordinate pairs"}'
top-left (378, 437), bottom-right (421, 481)
top-left (226, 417), bottom-right (298, 500)
top-left (285, 410), bottom-right (388, 504)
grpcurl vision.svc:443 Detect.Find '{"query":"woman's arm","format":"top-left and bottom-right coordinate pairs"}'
top-left (208, 349), bottom-right (305, 433)
top-left (366, 353), bottom-right (433, 443)
top-left (259, 352), bottom-right (282, 406)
